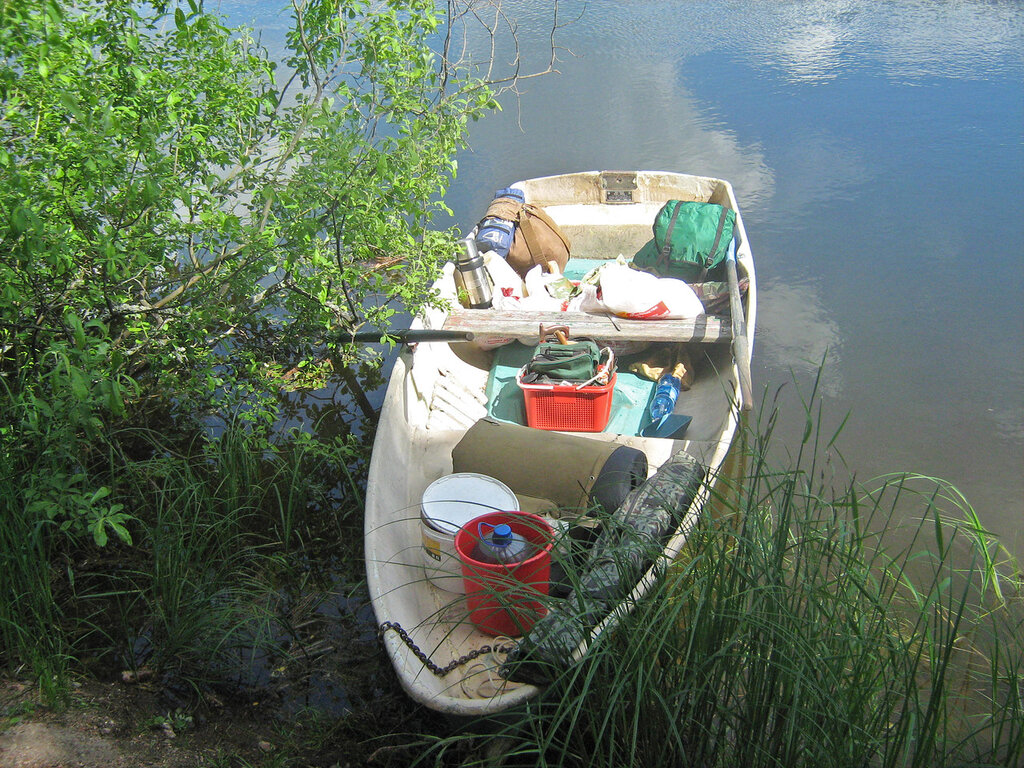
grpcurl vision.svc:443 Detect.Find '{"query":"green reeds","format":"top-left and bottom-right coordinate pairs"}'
top-left (0, 464), bottom-right (69, 703)
top-left (112, 441), bottom-right (277, 686)
top-left (107, 423), bottom-right (358, 689)
top-left (417, 390), bottom-right (1023, 768)
top-left (2, 409), bottom-right (362, 703)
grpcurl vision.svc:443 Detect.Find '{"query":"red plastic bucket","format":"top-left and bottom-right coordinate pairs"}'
top-left (454, 511), bottom-right (554, 637)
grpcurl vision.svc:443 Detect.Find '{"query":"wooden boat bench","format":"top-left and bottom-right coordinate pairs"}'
top-left (442, 309), bottom-right (733, 344)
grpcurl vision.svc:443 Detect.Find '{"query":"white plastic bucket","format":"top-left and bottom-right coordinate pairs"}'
top-left (420, 473), bottom-right (520, 593)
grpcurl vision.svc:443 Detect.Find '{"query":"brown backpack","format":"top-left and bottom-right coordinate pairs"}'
top-left (482, 196), bottom-right (571, 279)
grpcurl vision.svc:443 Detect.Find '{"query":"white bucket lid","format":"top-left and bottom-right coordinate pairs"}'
top-left (421, 473), bottom-right (519, 535)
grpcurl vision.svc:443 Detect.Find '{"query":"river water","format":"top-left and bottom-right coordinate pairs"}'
top-left (227, 1), bottom-right (1024, 562)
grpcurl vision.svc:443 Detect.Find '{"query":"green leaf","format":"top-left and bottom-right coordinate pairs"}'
top-left (108, 520), bottom-right (132, 546)
top-left (69, 368), bottom-right (89, 401)
top-left (11, 206), bottom-right (28, 234)
top-left (88, 486), bottom-right (112, 505)
top-left (65, 312), bottom-right (86, 349)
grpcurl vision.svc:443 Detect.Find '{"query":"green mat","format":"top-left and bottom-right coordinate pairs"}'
top-left (560, 258), bottom-right (609, 281)
top-left (485, 342), bottom-right (656, 435)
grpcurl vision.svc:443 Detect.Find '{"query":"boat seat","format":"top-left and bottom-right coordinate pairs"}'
top-left (442, 309), bottom-right (732, 344)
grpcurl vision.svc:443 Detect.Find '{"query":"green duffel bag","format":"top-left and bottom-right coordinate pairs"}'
top-left (522, 338), bottom-right (601, 383)
top-left (632, 200), bottom-right (736, 282)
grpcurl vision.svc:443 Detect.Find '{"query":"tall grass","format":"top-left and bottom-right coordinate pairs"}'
top-left (0, 373), bottom-right (87, 703)
top-left (0, 459), bottom-right (69, 703)
top-left (108, 434), bottom-right (278, 687)
top-left (1, 409), bottom-right (364, 703)
top-left (417, 389), bottom-right (1023, 768)
top-left (98, 423), bottom-right (364, 692)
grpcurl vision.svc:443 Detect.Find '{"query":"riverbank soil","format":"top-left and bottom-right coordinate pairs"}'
top-left (0, 676), bottom-right (276, 767)
top-left (0, 669), bottom-right (472, 768)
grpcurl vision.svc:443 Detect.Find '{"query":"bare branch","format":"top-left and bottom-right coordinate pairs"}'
top-left (444, 1), bottom-right (571, 92)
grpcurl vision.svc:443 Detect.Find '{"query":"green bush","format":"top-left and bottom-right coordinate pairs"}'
top-left (1, 0), bottom-right (493, 418)
top-left (0, 0), bottom-right (495, 696)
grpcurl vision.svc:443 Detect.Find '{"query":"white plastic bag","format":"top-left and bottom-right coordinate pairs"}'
top-left (484, 252), bottom-right (523, 304)
top-left (579, 263), bottom-right (704, 320)
top-left (509, 264), bottom-right (584, 312)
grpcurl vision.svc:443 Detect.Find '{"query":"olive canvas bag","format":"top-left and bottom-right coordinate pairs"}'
top-left (523, 338), bottom-right (601, 383)
top-left (481, 195), bottom-right (571, 279)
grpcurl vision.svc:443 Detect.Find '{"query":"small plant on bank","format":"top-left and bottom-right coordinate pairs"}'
top-left (145, 708), bottom-right (194, 737)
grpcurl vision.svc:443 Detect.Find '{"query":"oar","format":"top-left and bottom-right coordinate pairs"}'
top-left (340, 329), bottom-right (476, 344)
top-left (724, 241), bottom-right (754, 412)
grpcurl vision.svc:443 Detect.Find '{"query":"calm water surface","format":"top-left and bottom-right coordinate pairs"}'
top-left (228, 1), bottom-right (1024, 561)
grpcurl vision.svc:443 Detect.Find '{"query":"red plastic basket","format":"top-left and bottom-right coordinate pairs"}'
top-left (517, 371), bottom-right (616, 432)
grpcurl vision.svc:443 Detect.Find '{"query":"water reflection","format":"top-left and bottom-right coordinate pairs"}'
top-left (756, 279), bottom-right (844, 397)
top-left (869, 1), bottom-right (1024, 81)
top-left (445, 46), bottom-right (777, 228)
top-left (773, 20), bottom-right (850, 84)
top-left (748, 131), bottom-right (869, 231)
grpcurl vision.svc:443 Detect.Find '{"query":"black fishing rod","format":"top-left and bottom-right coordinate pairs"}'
top-left (340, 329), bottom-right (476, 344)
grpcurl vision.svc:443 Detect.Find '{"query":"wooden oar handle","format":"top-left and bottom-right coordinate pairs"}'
top-left (725, 251), bottom-right (754, 412)
top-left (539, 323), bottom-right (570, 345)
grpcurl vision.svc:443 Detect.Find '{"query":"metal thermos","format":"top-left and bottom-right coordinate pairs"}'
top-left (456, 236), bottom-right (492, 309)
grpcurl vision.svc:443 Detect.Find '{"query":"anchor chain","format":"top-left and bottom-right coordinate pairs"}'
top-left (377, 621), bottom-right (515, 677)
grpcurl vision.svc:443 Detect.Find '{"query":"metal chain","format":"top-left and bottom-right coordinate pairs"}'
top-left (377, 621), bottom-right (515, 677)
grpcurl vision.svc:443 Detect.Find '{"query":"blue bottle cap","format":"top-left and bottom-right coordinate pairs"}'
top-left (492, 523), bottom-right (513, 544)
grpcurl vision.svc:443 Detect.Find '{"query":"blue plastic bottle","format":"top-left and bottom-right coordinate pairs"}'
top-left (475, 217), bottom-right (515, 258)
top-left (649, 374), bottom-right (682, 421)
top-left (473, 523), bottom-right (532, 565)
top-left (493, 187), bottom-right (525, 203)
top-left (474, 188), bottom-right (526, 259)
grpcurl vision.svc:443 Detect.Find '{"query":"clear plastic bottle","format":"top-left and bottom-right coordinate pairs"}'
top-left (649, 373), bottom-right (682, 421)
top-left (472, 523), bottom-right (532, 565)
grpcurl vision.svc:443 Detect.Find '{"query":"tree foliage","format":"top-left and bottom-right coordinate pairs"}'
top-left (0, 0), bottom-right (499, 417)
top-left (0, 0), bottom-right (563, 553)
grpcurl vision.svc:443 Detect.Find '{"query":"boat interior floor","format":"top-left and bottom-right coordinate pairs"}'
top-left (426, 343), bottom-right (733, 461)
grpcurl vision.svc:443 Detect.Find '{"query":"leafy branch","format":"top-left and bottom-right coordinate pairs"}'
top-left (1, 0), bottom-right (562, 427)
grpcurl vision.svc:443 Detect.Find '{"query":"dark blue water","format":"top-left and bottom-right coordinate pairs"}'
top-left (226, 1), bottom-right (1024, 559)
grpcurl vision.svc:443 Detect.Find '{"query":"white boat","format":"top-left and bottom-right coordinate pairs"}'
top-left (365, 170), bottom-right (756, 716)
